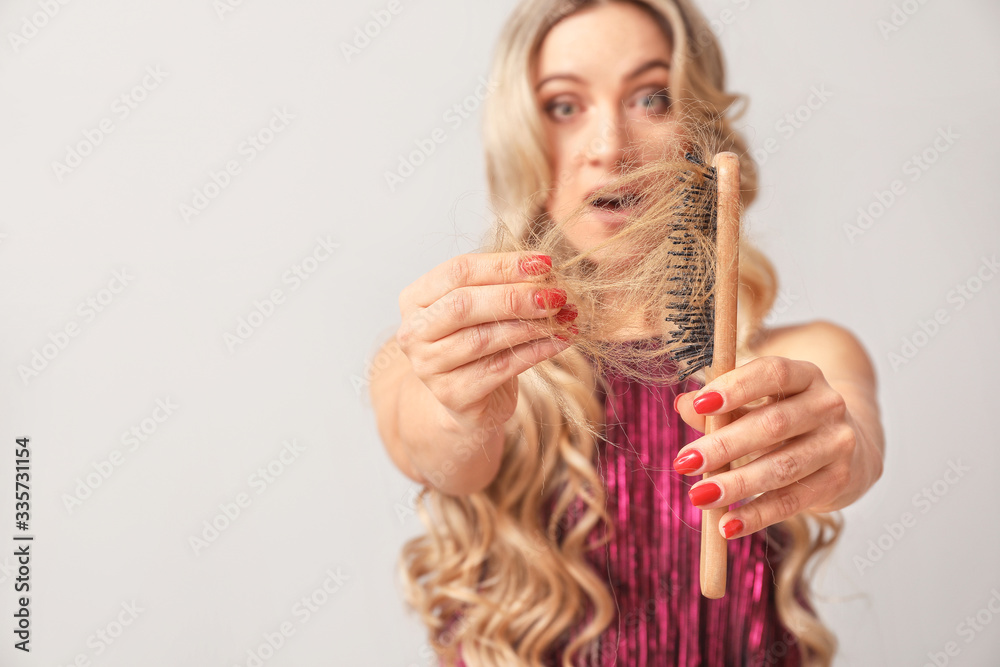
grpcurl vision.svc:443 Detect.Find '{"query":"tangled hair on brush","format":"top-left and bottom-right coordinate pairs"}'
top-left (496, 123), bottom-right (727, 387)
top-left (397, 1), bottom-right (844, 665)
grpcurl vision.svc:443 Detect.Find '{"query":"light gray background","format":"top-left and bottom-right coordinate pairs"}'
top-left (1, 0), bottom-right (998, 665)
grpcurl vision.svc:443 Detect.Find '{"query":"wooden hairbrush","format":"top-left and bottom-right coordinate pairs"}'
top-left (664, 151), bottom-right (741, 599)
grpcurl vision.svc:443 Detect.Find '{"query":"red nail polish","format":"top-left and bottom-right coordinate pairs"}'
top-left (688, 482), bottom-right (722, 506)
top-left (692, 391), bottom-right (723, 414)
top-left (534, 288), bottom-right (567, 309)
top-left (672, 450), bottom-right (703, 474)
top-left (723, 519), bottom-right (743, 539)
top-left (555, 304), bottom-right (578, 323)
top-left (520, 254), bottom-right (552, 275)
top-left (567, 324), bottom-right (579, 335)
top-left (673, 391), bottom-right (685, 412)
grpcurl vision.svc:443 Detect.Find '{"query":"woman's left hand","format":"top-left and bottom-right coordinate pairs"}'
top-left (672, 353), bottom-right (883, 540)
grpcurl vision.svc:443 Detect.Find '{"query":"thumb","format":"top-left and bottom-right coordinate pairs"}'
top-left (674, 390), bottom-right (753, 433)
top-left (673, 391), bottom-right (706, 433)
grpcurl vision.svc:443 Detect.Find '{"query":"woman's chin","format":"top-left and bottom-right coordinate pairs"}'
top-left (559, 220), bottom-right (646, 277)
top-left (591, 239), bottom-right (644, 270)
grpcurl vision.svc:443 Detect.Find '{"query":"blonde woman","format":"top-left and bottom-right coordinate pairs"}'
top-left (369, 0), bottom-right (885, 665)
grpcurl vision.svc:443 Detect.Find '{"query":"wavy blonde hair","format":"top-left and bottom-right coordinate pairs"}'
top-left (397, 1), bottom-right (843, 664)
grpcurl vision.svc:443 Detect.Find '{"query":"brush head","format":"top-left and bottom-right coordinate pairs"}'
top-left (663, 152), bottom-right (718, 381)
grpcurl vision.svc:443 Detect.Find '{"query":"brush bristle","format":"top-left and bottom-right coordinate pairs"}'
top-left (664, 152), bottom-right (718, 381)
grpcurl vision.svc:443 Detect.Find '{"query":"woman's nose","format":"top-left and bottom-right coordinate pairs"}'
top-left (582, 109), bottom-right (629, 168)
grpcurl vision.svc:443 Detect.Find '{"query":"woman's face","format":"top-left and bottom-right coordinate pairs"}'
top-left (534, 1), bottom-right (680, 258)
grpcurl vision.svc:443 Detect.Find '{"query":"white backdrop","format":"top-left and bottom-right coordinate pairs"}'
top-left (1, 1), bottom-right (998, 665)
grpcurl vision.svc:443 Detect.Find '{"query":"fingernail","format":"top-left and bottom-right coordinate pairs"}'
top-left (534, 288), bottom-right (567, 310)
top-left (672, 449), bottom-right (703, 475)
top-left (555, 304), bottom-right (578, 323)
top-left (688, 482), bottom-right (722, 506)
top-left (692, 391), bottom-right (723, 414)
top-left (554, 334), bottom-right (570, 343)
top-left (520, 254), bottom-right (552, 275)
top-left (723, 519), bottom-right (744, 539)
top-left (673, 391), bottom-right (685, 412)
top-left (567, 324), bottom-right (579, 336)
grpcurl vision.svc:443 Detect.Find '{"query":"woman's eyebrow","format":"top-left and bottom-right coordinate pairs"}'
top-left (535, 71), bottom-right (585, 91)
top-left (535, 58), bottom-right (671, 92)
top-left (625, 58), bottom-right (671, 80)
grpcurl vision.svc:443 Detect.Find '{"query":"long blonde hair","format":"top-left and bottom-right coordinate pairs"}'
top-left (398, 1), bottom-right (842, 664)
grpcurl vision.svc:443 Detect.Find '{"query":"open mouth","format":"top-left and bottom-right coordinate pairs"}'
top-left (589, 193), bottom-right (643, 210)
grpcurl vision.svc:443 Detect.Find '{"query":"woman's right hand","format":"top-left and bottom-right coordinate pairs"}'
top-left (396, 251), bottom-right (579, 435)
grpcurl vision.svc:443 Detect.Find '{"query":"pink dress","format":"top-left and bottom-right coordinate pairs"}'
top-left (447, 356), bottom-right (804, 666)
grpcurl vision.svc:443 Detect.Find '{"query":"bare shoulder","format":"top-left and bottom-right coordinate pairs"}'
top-left (748, 319), bottom-right (877, 387)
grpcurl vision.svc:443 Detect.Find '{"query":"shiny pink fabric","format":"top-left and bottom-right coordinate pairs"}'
top-left (446, 357), bottom-right (803, 666)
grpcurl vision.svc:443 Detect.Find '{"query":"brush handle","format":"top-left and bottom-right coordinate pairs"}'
top-left (699, 152), bottom-right (741, 600)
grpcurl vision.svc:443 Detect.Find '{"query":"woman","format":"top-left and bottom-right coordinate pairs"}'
top-left (369, 0), bottom-right (885, 665)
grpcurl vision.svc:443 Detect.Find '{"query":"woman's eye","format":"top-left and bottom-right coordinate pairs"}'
top-left (637, 88), bottom-right (671, 115)
top-left (546, 99), bottom-right (579, 120)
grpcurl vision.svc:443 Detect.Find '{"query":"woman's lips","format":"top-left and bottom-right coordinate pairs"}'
top-left (588, 195), bottom-right (642, 226)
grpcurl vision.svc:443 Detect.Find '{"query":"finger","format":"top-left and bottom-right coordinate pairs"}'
top-left (715, 465), bottom-right (841, 540)
top-left (446, 335), bottom-right (573, 405)
top-left (414, 282), bottom-right (573, 343)
top-left (673, 391), bottom-right (705, 432)
top-left (418, 311), bottom-right (578, 376)
top-left (401, 251), bottom-right (553, 316)
top-left (672, 391), bottom-right (825, 474)
top-left (684, 432), bottom-right (832, 509)
top-left (674, 391), bottom-right (759, 434)
top-left (686, 356), bottom-right (822, 416)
